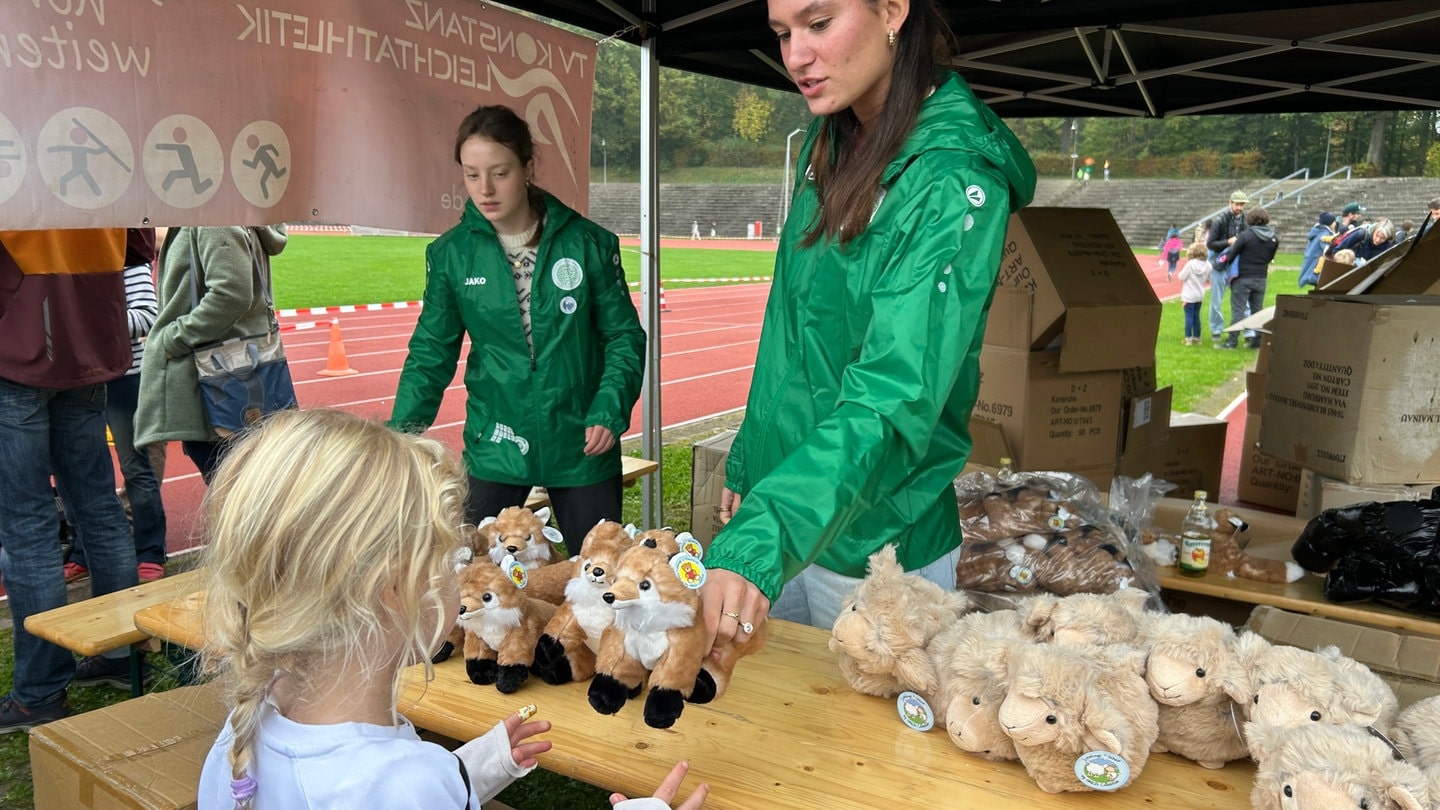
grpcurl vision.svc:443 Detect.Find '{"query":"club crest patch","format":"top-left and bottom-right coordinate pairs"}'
top-left (551, 258), bottom-right (583, 291)
top-left (965, 185), bottom-right (986, 207)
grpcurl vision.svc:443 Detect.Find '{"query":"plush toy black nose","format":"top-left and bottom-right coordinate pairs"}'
top-left (603, 592), bottom-right (616, 604)
top-left (592, 567), bottom-right (605, 578)
top-left (457, 605), bottom-right (467, 616)
top-left (506, 545), bottom-right (519, 553)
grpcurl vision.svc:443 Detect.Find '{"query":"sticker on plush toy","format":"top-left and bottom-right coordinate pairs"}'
top-left (1047, 506), bottom-right (1073, 531)
top-left (1008, 564), bottom-right (1034, 585)
top-left (1074, 751), bottom-right (1130, 791)
top-left (502, 555), bottom-right (528, 589)
top-left (897, 691), bottom-right (935, 732)
top-left (541, 526), bottom-right (564, 546)
top-left (675, 531), bottom-right (704, 560)
top-left (670, 552), bottom-right (706, 589)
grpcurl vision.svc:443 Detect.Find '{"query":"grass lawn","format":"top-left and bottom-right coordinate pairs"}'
top-left (270, 236), bottom-right (777, 310)
top-left (0, 237), bottom-right (1289, 806)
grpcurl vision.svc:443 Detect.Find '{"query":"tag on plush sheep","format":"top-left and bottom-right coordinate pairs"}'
top-left (670, 552), bottom-right (706, 589)
top-left (897, 691), bottom-right (936, 732)
top-left (502, 554), bottom-right (528, 589)
top-left (1073, 751), bottom-right (1130, 791)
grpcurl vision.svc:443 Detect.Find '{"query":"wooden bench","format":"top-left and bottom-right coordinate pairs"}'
top-left (524, 455), bottom-right (659, 510)
top-left (23, 569), bottom-right (206, 695)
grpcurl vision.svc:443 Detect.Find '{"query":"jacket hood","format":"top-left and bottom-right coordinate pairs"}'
top-left (880, 72), bottom-right (1036, 213)
top-left (461, 191), bottom-right (578, 236)
top-left (253, 225), bottom-right (288, 256)
top-left (1251, 225), bottom-right (1277, 241)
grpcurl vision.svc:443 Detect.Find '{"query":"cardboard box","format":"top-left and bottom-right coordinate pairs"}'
top-left (974, 346), bottom-right (1123, 474)
top-left (1245, 606), bottom-right (1440, 705)
top-left (1121, 386), bottom-right (1172, 454)
top-left (964, 417), bottom-right (1013, 470)
top-left (1259, 295), bottom-right (1440, 484)
top-left (689, 430), bottom-right (736, 544)
top-left (1238, 414), bottom-right (1302, 512)
top-left (1245, 372), bottom-right (1267, 414)
top-left (993, 207), bottom-right (1161, 372)
top-left (30, 681), bottom-right (228, 810)
top-left (1120, 364), bottom-right (1157, 399)
top-left (1296, 468), bottom-right (1437, 520)
top-left (1348, 225), bottom-right (1440, 296)
top-left (1160, 412), bottom-right (1228, 499)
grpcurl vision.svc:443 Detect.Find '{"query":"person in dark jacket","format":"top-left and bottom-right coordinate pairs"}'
top-left (390, 106), bottom-right (646, 555)
top-left (1206, 190), bottom-right (1248, 341)
top-left (1220, 207), bottom-right (1278, 350)
top-left (1352, 218), bottom-right (1396, 265)
top-left (701, 0), bottom-right (1036, 649)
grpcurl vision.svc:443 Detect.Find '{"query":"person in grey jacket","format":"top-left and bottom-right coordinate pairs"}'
top-left (135, 226), bottom-right (288, 483)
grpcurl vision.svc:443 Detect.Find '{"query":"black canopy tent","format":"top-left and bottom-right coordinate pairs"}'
top-left (504, 0), bottom-right (1440, 525)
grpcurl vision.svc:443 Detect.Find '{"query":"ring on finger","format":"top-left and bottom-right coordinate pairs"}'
top-left (722, 610), bottom-right (754, 635)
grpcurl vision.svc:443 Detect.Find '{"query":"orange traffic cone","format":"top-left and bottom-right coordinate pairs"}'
top-left (316, 318), bottom-right (358, 377)
top-left (659, 285), bottom-right (671, 313)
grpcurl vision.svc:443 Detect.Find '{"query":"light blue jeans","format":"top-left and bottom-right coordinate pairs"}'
top-left (1208, 267), bottom-right (1229, 336)
top-left (0, 379), bottom-right (137, 706)
top-left (770, 547), bottom-right (962, 630)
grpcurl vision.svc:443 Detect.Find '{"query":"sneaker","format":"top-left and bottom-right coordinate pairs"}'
top-left (1218, 339), bottom-right (1237, 350)
top-left (63, 561), bottom-right (89, 583)
top-left (137, 562), bottom-right (166, 582)
top-left (0, 694), bottom-right (70, 734)
top-left (73, 654), bottom-right (135, 690)
top-left (1246, 337), bottom-right (1262, 349)
top-left (1211, 332), bottom-right (1223, 340)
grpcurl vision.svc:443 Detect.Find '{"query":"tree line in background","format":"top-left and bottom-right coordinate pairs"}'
top-left (588, 40), bottom-right (1440, 179)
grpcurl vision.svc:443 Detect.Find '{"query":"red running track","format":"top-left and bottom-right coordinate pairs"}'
top-left (147, 283), bottom-right (769, 558)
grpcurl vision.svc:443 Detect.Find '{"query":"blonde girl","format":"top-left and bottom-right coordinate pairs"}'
top-left (1176, 243), bottom-right (1211, 345)
top-left (196, 409), bottom-right (550, 809)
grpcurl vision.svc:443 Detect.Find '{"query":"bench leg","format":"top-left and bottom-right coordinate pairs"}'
top-left (129, 648), bottom-right (146, 697)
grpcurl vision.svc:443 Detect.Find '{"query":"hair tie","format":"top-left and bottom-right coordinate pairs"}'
top-left (231, 774), bottom-right (258, 803)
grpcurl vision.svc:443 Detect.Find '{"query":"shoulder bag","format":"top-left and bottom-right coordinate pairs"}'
top-left (189, 228), bottom-right (298, 436)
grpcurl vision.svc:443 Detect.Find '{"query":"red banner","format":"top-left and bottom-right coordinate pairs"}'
top-left (0, 1), bottom-right (595, 233)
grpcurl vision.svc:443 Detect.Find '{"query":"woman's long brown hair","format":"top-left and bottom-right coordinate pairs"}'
top-left (801, 0), bottom-right (956, 248)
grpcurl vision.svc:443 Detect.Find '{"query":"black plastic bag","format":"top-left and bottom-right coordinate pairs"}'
top-left (1291, 488), bottom-right (1440, 615)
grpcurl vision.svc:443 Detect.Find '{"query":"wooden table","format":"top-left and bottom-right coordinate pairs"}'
top-left (526, 456), bottom-right (659, 510)
top-left (1151, 498), bottom-right (1440, 638)
top-left (136, 594), bottom-right (1254, 808)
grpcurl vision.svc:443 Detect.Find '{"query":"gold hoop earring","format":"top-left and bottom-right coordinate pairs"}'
top-left (887, 29), bottom-right (896, 47)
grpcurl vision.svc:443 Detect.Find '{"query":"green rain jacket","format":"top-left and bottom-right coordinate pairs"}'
top-left (706, 73), bottom-right (1036, 602)
top-left (390, 192), bottom-right (645, 487)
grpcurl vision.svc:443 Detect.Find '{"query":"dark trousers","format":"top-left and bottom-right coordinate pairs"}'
top-left (465, 474), bottom-right (623, 557)
top-left (182, 439), bottom-right (232, 486)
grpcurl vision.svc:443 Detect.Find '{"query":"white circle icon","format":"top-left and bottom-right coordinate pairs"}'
top-left (144, 115), bottom-right (223, 209)
top-left (230, 121), bottom-right (291, 208)
top-left (38, 107), bottom-right (134, 209)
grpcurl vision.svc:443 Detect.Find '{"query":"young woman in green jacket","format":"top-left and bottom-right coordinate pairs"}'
top-left (390, 106), bottom-right (646, 555)
top-left (701, 0), bottom-right (1036, 650)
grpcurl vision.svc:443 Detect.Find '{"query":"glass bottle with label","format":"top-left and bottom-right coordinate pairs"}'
top-left (1178, 490), bottom-right (1216, 578)
top-left (996, 456), bottom-right (1015, 483)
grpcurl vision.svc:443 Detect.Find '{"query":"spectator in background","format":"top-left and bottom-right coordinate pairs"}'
top-left (1219, 207), bottom-right (1278, 351)
top-left (1159, 226), bottom-right (1183, 280)
top-left (1206, 190), bottom-right (1248, 343)
top-left (1428, 198), bottom-right (1440, 225)
top-left (1396, 219), bottom-right (1415, 243)
top-left (1352, 218), bottom-right (1396, 266)
top-left (1335, 201), bottom-right (1366, 238)
top-left (1177, 243), bottom-right (1210, 346)
top-left (0, 229), bottom-right (140, 732)
top-left (1103, 159), bottom-right (1111, 181)
top-left (136, 226), bottom-right (290, 484)
top-left (1298, 212), bottom-right (1335, 288)
top-left (67, 228), bottom-right (168, 587)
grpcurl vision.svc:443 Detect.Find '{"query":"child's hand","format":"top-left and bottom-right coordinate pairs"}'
top-left (504, 711), bottom-right (552, 769)
top-left (609, 761), bottom-right (709, 809)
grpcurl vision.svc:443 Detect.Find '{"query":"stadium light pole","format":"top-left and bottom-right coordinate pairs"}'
top-left (1069, 119), bottom-right (1079, 179)
top-left (602, 138), bottom-right (608, 184)
top-left (782, 127), bottom-right (805, 230)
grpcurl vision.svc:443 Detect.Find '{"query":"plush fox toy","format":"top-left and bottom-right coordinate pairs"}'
top-left (587, 542), bottom-right (767, 728)
top-left (476, 506), bottom-right (564, 570)
top-left (532, 520), bottom-right (638, 684)
top-left (455, 553), bottom-right (557, 693)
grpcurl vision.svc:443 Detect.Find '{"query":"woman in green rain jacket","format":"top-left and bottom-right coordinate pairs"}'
top-left (702, 0), bottom-right (1036, 647)
top-left (390, 106), bottom-right (645, 555)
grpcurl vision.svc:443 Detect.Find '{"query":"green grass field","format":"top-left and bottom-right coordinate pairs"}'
top-left (270, 235), bottom-right (778, 310)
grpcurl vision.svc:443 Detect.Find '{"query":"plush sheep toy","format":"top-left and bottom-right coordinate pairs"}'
top-left (995, 642), bottom-right (1159, 793)
top-left (929, 609), bottom-right (1027, 761)
top-left (1247, 721), bottom-right (1433, 810)
top-left (829, 545), bottom-right (971, 700)
top-left (1244, 643), bottom-right (1400, 744)
top-left (1393, 695), bottom-right (1440, 774)
top-left (1018, 588), bottom-right (1151, 647)
top-left (1140, 612), bottom-right (1263, 769)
